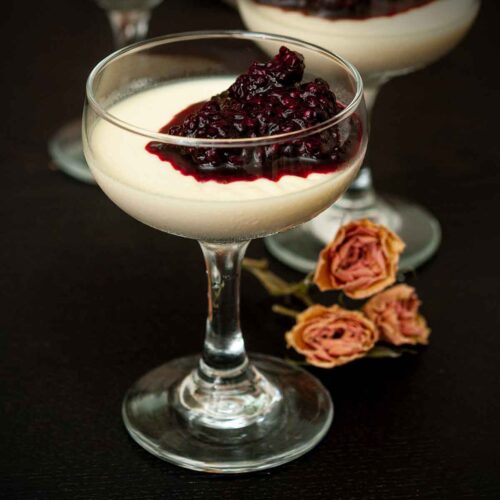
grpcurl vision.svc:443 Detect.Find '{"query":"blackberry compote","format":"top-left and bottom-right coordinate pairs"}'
top-left (146, 46), bottom-right (360, 183)
top-left (251, 0), bottom-right (436, 20)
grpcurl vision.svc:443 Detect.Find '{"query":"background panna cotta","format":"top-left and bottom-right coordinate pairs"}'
top-left (85, 77), bottom-right (363, 242)
top-left (238, 0), bottom-right (480, 80)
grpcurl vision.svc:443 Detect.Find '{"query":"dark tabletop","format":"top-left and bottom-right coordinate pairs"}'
top-left (1, 0), bottom-right (500, 498)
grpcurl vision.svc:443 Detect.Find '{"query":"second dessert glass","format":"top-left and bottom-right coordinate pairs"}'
top-left (238, 0), bottom-right (480, 271)
top-left (83, 31), bottom-right (367, 472)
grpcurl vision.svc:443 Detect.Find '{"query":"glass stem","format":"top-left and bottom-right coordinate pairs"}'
top-left (174, 240), bottom-right (280, 437)
top-left (107, 9), bottom-right (151, 48)
top-left (198, 241), bottom-right (250, 382)
top-left (335, 84), bottom-right (381, 210)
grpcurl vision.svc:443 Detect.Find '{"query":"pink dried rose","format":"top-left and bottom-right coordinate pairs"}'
top-left (285, 304), bottom-right (379, 368)
top-left (363, 284), bottom-right (430, 346)
top-left (314, 219), bottom-right (405, 299)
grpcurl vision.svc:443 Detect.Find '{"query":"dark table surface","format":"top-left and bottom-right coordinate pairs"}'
top-left (1, 0), bottom-right (500, 498)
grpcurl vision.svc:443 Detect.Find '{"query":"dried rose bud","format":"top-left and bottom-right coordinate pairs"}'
top-left (363, 284), bottom-right (430, 346)
top-left (314, 219), bottom-right (405, 299)
top-left (285, 304), bottom-right (378, 368)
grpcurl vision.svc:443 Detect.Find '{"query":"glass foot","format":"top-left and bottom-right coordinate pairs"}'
top-left (122, 353), bottom-right (333, 473)
top-left (265, 195), bottom-right (441, 273)
top-left (49, 119), bottom-right (96, 184)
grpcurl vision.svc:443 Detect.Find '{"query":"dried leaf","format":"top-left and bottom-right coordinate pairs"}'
top-left (284, 357), bottom-right (310, 367)
top-left (242, 258), bottom-right (269, 270)
top-left (243, 258), bottom-right (313, 304)
top-left (365, 345), bottom-right (419, 359)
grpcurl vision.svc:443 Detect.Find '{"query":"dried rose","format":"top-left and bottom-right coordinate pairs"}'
top-left (285, 304), bottom-right (379, 368)
top-left (314, 219), bottom-right (405, 299)
top-left (363, 284), bottom-right (430, 346)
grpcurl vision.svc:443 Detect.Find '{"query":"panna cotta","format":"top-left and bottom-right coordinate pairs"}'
top-left (238, 0), bottom-right (480, 81)
top-left (84, 48), bottom-right (364, 242)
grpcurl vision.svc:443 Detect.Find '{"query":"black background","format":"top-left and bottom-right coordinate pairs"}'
top-left (1, 0), bottom-right (499, 498)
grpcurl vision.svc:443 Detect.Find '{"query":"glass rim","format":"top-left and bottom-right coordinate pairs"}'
top-left (85, 30), bottom-right (364, 148)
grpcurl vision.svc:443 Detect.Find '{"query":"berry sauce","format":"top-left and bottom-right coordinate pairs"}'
top-left (252, 0), bottom-right (437, 20)
top-left (146, 46), bottom-right (361, 184)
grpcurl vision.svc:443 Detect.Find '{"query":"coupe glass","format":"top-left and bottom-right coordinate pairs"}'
top-left (49, 0), bottom-right (163, 184)
top-left (238, 0), bottom-right (480, 272)
top-left (83, 31), bottom-right (367, 473)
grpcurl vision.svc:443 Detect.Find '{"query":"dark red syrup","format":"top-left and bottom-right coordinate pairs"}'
top-left (146, 47), bottom-right (362, 184)
top-left (252, 0), bottom-right (437, 20)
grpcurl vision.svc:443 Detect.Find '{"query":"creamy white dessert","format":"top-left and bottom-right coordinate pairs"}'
top-left (85, 77), bottom-right (363, 242)
top-left (238, 0), bottom-right (479, 80)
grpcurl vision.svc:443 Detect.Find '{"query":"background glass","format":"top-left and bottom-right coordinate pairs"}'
top-left (238, 0), bottom-right (480, 272)
top-left (48, 0), bottom-right (164, 184)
